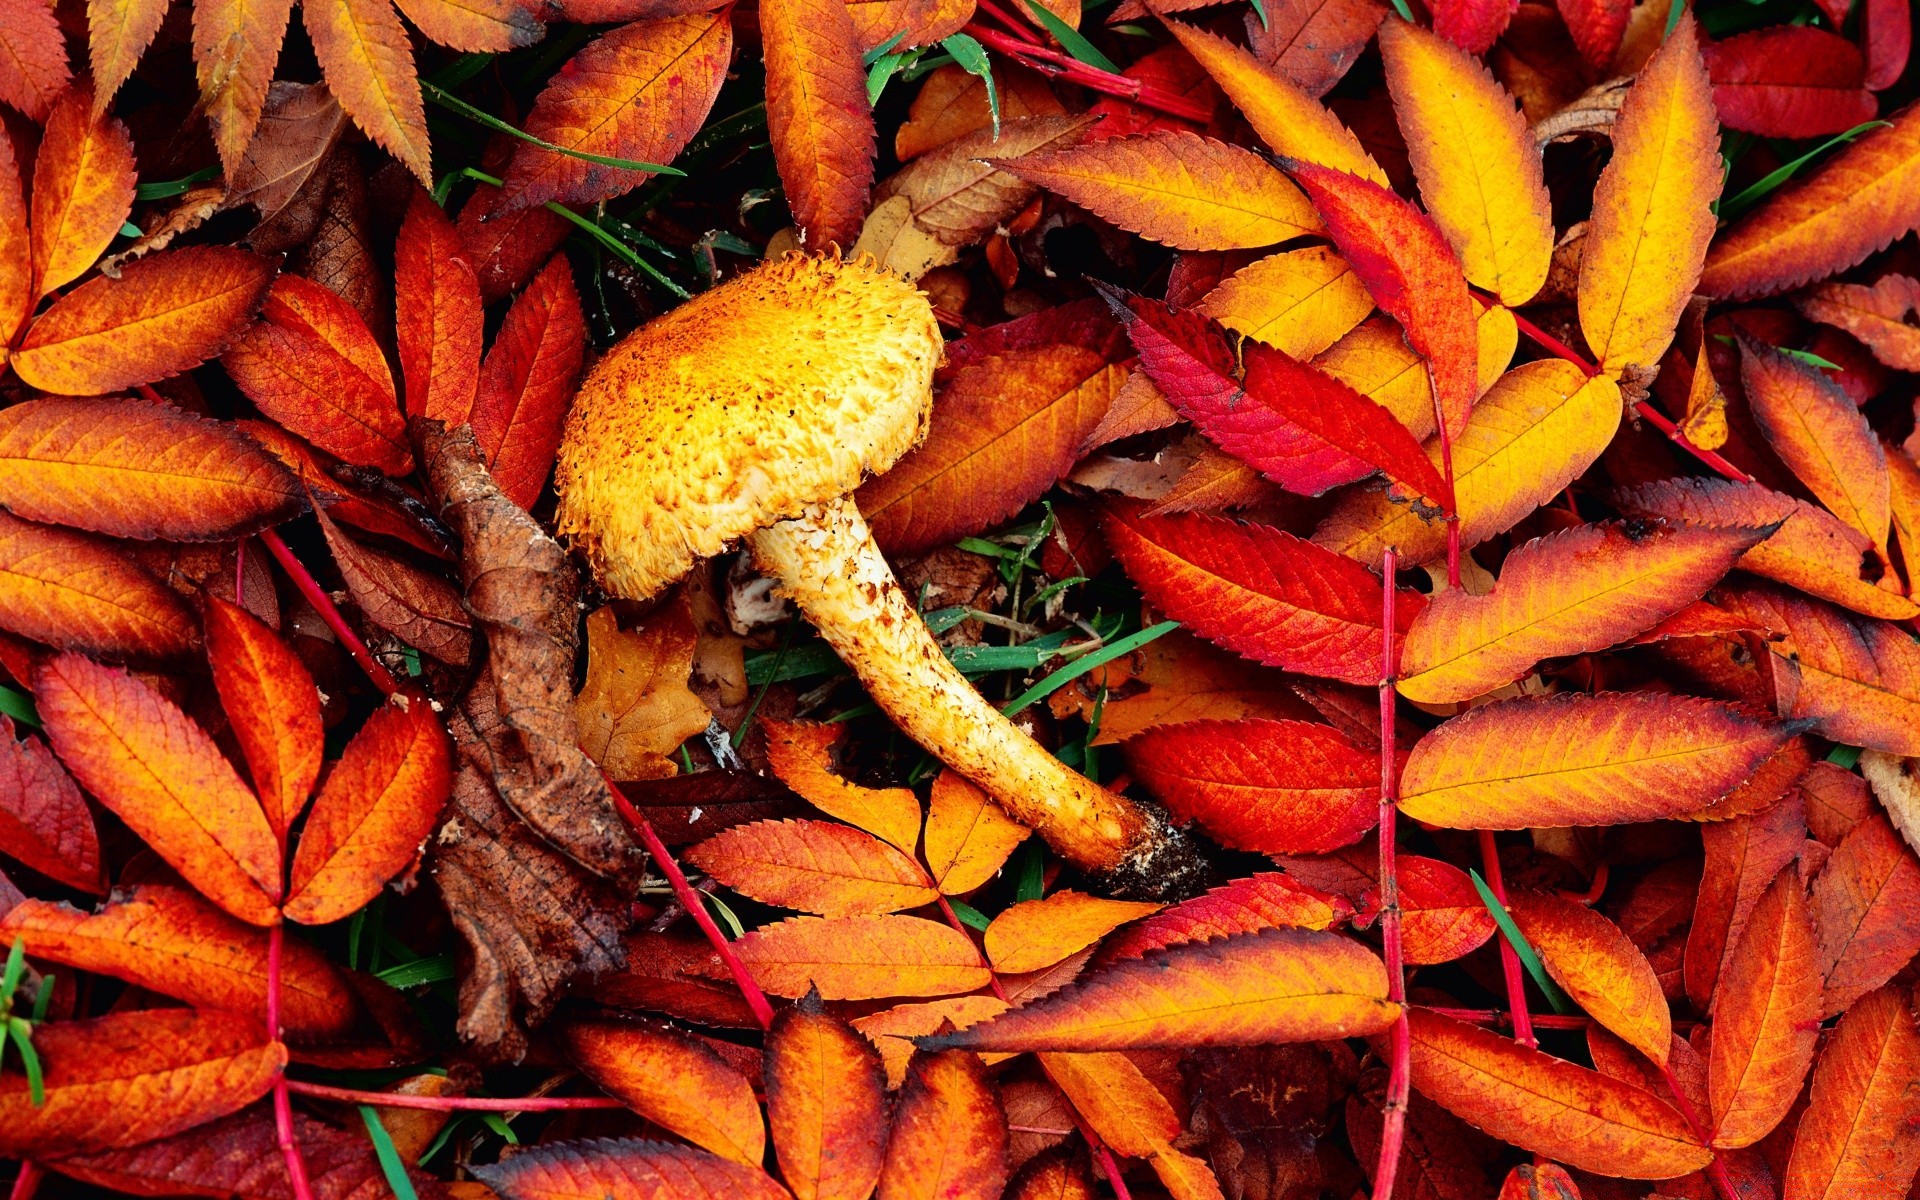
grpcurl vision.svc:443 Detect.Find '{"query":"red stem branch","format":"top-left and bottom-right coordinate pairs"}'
top-left (1661, 1065), bottom-right (1741, 1200)
top-left (606, 780), bottom-right (777, 1031)
top-left (7, 1162), bottom-right (39, 1200)
top-left (1477, 829), bottom-right (1536, 1049)
top-left (268, 924), bottom-right (316, 1200)
top-left (1371, 548), bottom-right (1411, 1200)
top-left (259, 529), bottom-right (401, 697)
top-left (1426, 1007), bottom-right (1591, 1029)
top-left (963, 25), bottom-right (1213, 123)
top-left (284, 1080), bottom-right (626, 1111)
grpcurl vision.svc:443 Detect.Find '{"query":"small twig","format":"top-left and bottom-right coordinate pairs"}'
top-left (963, 24), bottom-right (1213, 122)
top-left (1371, 548), bottom-right (1412, 1200)
top-left (7, 1162), bottom-right (40, 1200)
top-left (259, 529), bottom-right (402, 697)
top-left (1426, 1007), bottom-right (1593, 1030)
top-left (605, 779), bottom-right (777, 1031)
top-left (1477, 830), bottom-right (1537, 1049)
top-left (1661, 1065), bottom-right (1741, 1200)
top-left (268, 924), bottom-right (317, 1200)
top-left (285, 1080), bottom-right (625, 1112)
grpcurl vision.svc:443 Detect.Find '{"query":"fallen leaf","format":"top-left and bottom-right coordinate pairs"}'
top-left (1686, 791), bottom-right (1807, 1014)
top-left (0, 715), bottom-right (102, 893)
top-left (1702, 26), bottom-right (1877, 139)
top-left (560, 1017), bottom-right (767, 1165)
top-left (0, 0), bottom-right (70, 122)
top-left (984, 891), bottom-right (1161, 974)
top-left (316, 505), bottom-right (473, 666)
top-left (1101, 872), bottom-right (1350, 960)
top-left (766, 999), bottom-right (890, 1200)
top-left (1507, 889), bottom-right (1670, 1065)
top-left (574, 601), bottom-right (714, 782)
top-left (395, 185), bottom-right (484, 424)
top-left (301, 0), bottom-right (432, 182)
top-left (690, 818), bottom-right (936, 916)
top-left (731, 914), bottom-right (991, 1000)
top-left (474, 1138), bottom-right (791, 1200)
top-left (1196, 245), bottom-right (1373, 358)
top-left (1796, 275), bottom-right (1920, 372)
top-left (1740, 338), bottom-right (1890, 551)
top-left (29, 88), bottom-right (135, 300)
top-left (762, 0), bottom-right (875, 249)
top-left (1394, 854), bottom-right (1498, 965)
top-left (205, 595), bottom-right (323, 839)
top-left (1708, 866), bottom-right (1821, 1148)
top-left (1242, 0), bottom-right (1385, 96)
top-left (1808, 813), bottom-right (1920, 1017)
top-left (879, 1050), bottom-right (1008, 1200)
top-left (1780, 983), bottom-right (1920, 1200)
top-left (851, 996), bottom-right (1011, 1088)
top-left (469, 254), bottom-right (586, 510)
top-left (923, 769), bottom-right (1029, 895)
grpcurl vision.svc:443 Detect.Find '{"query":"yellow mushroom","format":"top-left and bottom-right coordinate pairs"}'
top-left (555, 254), bottom-right (1198, 890)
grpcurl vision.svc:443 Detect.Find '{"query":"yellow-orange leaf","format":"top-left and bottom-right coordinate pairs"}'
top-left (0, 511), bottom-right (199, 662)
top-left (36, 653), bottom-right (281, 925)
top-left (12, 246), bottom-right (276, 397)
top-left (391, 0), bottom-right (540, 51)
top-left (1378, 18), bottom-right (1552, 306)
top-left (1506, 890), bottom-right (1671, 1066)
top-left (923, 770), bottom-right (1029, 895)
top-left (1197, 245), bottom-right (1373, 358)
top-left (205, 596), bottom-right (322, 838)
top-left (1041, 1052), bottom-right (1224, 1200)
top-left (30, 88), bottom-right (135, 299)
top-left (993, 131), bottom-right (1320, 251)
top-left (284, 695), bottom-right (453, 925)
top-left (192, 0), bottom-right (296, 176)
top-left (87, 0), bottom-right (169, 111)
top-left (1576, 13), bottom-right (1720, 376)
top-left (0, 885), bottom-right (359, 1041)
top-left (1708, 867), bottom-right (1821, 1148)
top-left (1781, 984), bottom-right (1920, 1200)
top-left (1310, 305), bottom-right (1517, 441)
top-left (764, 719), bottom-right (923, 855)
top-left (1405, 1008), bottom-right (1712, 1179)
top-left (0, 131), bottom-right (28, 347)
top-left (0, 398), bottom-right (303, 543)
top-left (732, 914), bottom-right (991, 999)
top-left (689, 818), bottom-right (936, 916)
top-left (574, 602), bottom-right (713, 782)
top-left (1398, 521), bottom-right (1766, 703)
top-left (1740, 338), bottom-right (1890, 550)
top-left (762, 0), bottom-right (875, 249)
top-left (560, 1017), bottom-right (767, 1166)
top-left (474, 1139), bottom-right (791, 1200)
top-left (1810, 814), bottom-right (1920, 1017)
top-left (928, 927), bottom-right (1396, 1051)
top-left (1162, 20), bottom-right (1385, 185)
top-left (0, 1010), bottom-right (283, 1156)
top-left (766, 1001), bottom-right (890, 1200)
top-left (879, 1051), bottom-right (1008, 1200)
top-left (302, 0), bottom-right (431, 182)
top-left (984, 891), bottom-right (1161, 974)
top-left (852, 996), bottom-right (1011, 1088)
top-left (1314, 359), bottom-right (1621, 565)
top-left (1399, 691), bottom-right (1801, 829)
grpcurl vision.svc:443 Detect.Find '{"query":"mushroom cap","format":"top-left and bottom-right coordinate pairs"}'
top-left (554, 254), bottom-right (944, 600)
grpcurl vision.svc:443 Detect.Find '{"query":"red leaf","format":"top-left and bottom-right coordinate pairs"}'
top-left (457, 176), bottom-right (572, 304)
top-left (1429, 0), bottom-right (1517, 56)
top-left (205, 595), bottom-right (322, 839)
top-left (0, 715), bottom-right (102, 893)
top-left (395, 186), bottom-right (483, 425)
top-left (1102, 500), bottom-right (1423, 685)
top-left (1864, 0), bottom-right (1911, 90)
top-left (470, 254), bottom-right (585, 510)
top-left (1100, 872), bottom-right (1352, 961)
top-left (1557, 0), bottom-right (1630, 73)
top-left (1703, 27), bottom-right (1878, 139)
top-left (1101, 286), bottom-right (1451, 506)
top-left (1278, 157), bottom-right (1480, 446)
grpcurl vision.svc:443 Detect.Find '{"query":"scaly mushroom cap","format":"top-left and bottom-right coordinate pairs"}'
top-left (554, 254), bottom-right (944, 600)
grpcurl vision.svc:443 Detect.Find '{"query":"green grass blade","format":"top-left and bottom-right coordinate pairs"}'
top-left (1023, 0), bottom-right (1121, 73)
top-left (423, 82), bottom-right (685, 176)
top-left (1001, 620), bottom-right (1179, 717)
top-left (361, 1107), bottom-right (423, 1199)
top-left (1469, 870), bottom-right (1577, 1016)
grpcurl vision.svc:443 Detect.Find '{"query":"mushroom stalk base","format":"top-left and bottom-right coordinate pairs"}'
top-left (748, 497), bottom-right (1167, 878)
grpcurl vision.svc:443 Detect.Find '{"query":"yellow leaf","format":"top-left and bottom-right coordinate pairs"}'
top-left (192, 0), bottom-right (297, 176)
top-left (88, 0), bottom-right (171, 112)
top-left (302, 0), bottom-right (431, 182)
top-left (851, 996), bottom-right (1012, 1087)
top-left (765, 720), bottom-right (923, 855)
top-left (1310, 304), bottom-right (1516, 440)
top-left (1378, 18), bottom-right (1552, 307)
top-left (573, 602), bottom-right (713, 780)
top-left (922, 770), bottom-right (1028, 894)
top-left (1576, 13), bottom-right (1720, 377)
top-left (1197, 245), bottom-right (1374, 358)
top-left (731, 914), bottom-right (992, 1000)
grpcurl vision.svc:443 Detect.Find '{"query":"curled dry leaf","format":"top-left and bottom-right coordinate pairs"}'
top-left (689, 818), bottom-right (937, 916)
top-left (765, 1000), bottom-right (890, 1200)
top-left (927, 926), bottom-right (1397, 1051)
top-left (35, 652), bottom-right (282, 925)
top-left (983, 891), bottom-right (1161, 974)
top-left (870, 114), bottom-right (1097, 250)
top-left (1398, 691), bottom-right (1804, 830)
top-left (560, 1018), bottom-right (767, 1166)
top-left (0, 398), bottom-right (304, 542)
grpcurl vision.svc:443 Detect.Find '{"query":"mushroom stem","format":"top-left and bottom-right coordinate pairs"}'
top-left (747, 496), bottom-right (1164, 876)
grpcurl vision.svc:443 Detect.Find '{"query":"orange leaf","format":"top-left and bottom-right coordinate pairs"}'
top-left (1404, 1008), bottom-right (1712, 1179)
top-left (0, 715), bottom-right (102, 893)
top-left (560, 1017), bottom-right (767, 1166)
top-left (0, 884), bottom-right (360, 1041)
top-left (1007, 1150), bottom-right (1095, 1200)
top-left (1700, 101), bottom-right (1920, 300)
top-left (1196, 245), bottom-right (1373, 358)
top-left (764, 720), bottom-right (923, 855)
top-left (1398, 521), bottom-right (1767, 704)
top-left (500, 10), bottom-right (731, 210)
top-left (0, 398), bottom-right (303, 543)
top-left (1796, 274), bottom-right (1920, 372)
top-left (1740, 338), bottom-right (1890, 550)
top-left (1576, 13), bottom-right (1719, 376)
top-left (984, 891), bottom-right (1161, 974)
top-left (879, 1050), bottom-right (1008, 1200)
top-left (222, 273), bottom-right (411, 475)
top-left (574, 601), bottom-right (712, 782)
top-left (315, 504), bottom-right (472, 666)
top-left (1715, 580), bottom-right (1920, 755)
top-left (1685, 792), bottom-right (1806, 1014)
top-left (1616, 476), bottom-right (1919, 621)
top-left (205, 595), bottom-right (322, 839)
top-left (993, 131), bottom-right (1319, 251)
top-left (1102, 873), bottom-right (1350, 961)
top-left (731, 914), bottom-right (991, 999)
top-left (86, 0), bottom-right (169, 111)
top-left (191, 0), bottom-right (295, 176)
top-left (929, 927), bottom-right (1396, 1051)
top-left (765, 1000), bottom-right (890, 1200)
top-left (302, 0), bottom-right (431, 182)
top-left (0, 132), bottom-right (28, 347)
top-left (0, 511), bottom-right (198, 662)
top-left (473, 1138), bottom-right (792, 1200)
top-left (1377, 17), bottom-right (1553, 307)
top-left (0, 1010), bottom-right (283, 1156)
top-left (852, 995), bottom-right (1011, 1088)
top-left (470, 254), bottom-right (586, 510)
top-left (1506, 890), bottom-right (1670, 1066)
top-left (762, 0), bottom-right (875, 249)
top-left (1102, 501), bottom-right (1422, 686)
top-left (1809, 813), bottom-right (1920, 1017)
top-left (923, 769), bottom-right (1028, 895)
top-left (1395, 854), bottom-right (1497, 965)
top-left (284, 695), bottom-right (453, 925)
top-left (12, 245), bottom-right (275, 397)
top-left (1708, 866), bottom-right (1821, 1148)
top-left (689, 818), bottom-right (936, 916)
top-left (391, 0), bottom-right (541, 51)
top-left (1279, 156), bottom-right (1478, 445)
top-left (36, 653), bottom-right (280, 924)
top-left (30, 87), bottom-right (135, 300)
top-left (1398, 691), bottom-right (1801, 830)
top-left (1122, 718), bottom-right (1380, 855)
top-left (1781, 984), bottom-right (1920, 1200)
top-left (1090, 629), bottom-right (1318, 745)
top-left (394, 185), bottom-right (483, 424)
top-left (0, 0), bottom-right (70, 122)
top-left (858, 343), bottom-right (1129, 555)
